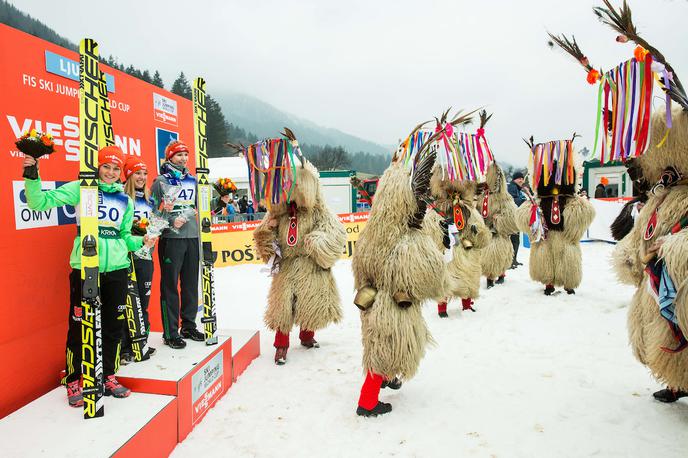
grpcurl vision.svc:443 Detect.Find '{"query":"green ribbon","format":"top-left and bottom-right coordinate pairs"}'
top-left (592, 77), bottom-right (605, 161)
top-left (286, 142), bottom-right (297, 203)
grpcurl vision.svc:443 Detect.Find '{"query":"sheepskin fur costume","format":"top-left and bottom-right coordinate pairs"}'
top-left (352, 160), bottom-right (446, 380)
top-left (515, 161), bottom-right (595, 290)
top-left (253, 159), bottom-right (346, 334)
top-left (612, 107), bottom-right (688, 391)
top-left (478, 163), bottom-right (519, 280)
top-left (427, 168), bottom-right (490, 300)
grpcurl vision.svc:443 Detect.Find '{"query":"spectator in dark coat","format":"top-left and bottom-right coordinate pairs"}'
top-left (507, 171), bottom-right (526, 268)
top-left (239, 195), bottom-right (248, 213)
top-left (594, 177), bottom-right (609, 198)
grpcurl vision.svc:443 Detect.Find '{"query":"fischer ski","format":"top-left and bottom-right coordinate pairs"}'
top-left (97, 63), bottom-right (149, 362)
top-left (192, 77), bottom-right (218, 345)
top-left (125, 254), bottom-right (149, 361)
top-left (78, 38), bottom-right (104, 419)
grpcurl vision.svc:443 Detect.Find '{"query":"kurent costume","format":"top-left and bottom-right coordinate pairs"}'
top-left (478, 163), bottom-right (519, 288)
top-left (549, 1), bottom-right (688, 402)
top-left (352, 134), bottom-right (445, 417)
top-left (429, 177), bottom-right (490, 315)
top-left (515, 137), bottom-right (595, 295)
top-left (424, 112), bottom-right (494, 316)
top-left (614, 110), bottom-right (688, 401)
top-left (248, 130), bottom-right (346, 365)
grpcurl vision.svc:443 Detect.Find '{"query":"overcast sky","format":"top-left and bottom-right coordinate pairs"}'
top-left (11, 0), bottom-right (688, 166)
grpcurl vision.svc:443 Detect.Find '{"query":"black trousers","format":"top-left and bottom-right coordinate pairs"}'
top-left (510, 233), bottom-right (520, 263)
top-left (122, 258), bottom-right (154, 351)
top-left (64, 268), bottom-right (128, 384)
top-left (158, 238), bottom-right (199, 339)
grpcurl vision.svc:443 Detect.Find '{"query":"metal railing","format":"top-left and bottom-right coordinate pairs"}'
top-left (213, 212), bottom-right (267, 224)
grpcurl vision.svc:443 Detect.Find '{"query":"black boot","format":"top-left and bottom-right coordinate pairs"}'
top-left (544, 285), bottom-right (555, 296)
top-left (486, 279), bottom-right (495, 289)
top-left (181, 328), bottom-right (205, 342)
top-left (356, 401), bottom-right (392, 417)
top-left (653, 388), bottom-right (688, 403)
top-left (164, 337), bottom-right (187, 349)
top-left (381, 377), bottom-right (402, 390)
top-left (138, 347), bottom-right (156, 361)
top-left (496, 275), bottom-right (505, 285)
top-left (565, 288), bottom-right (575, 295)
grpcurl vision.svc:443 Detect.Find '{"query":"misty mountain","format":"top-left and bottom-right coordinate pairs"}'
top-left (215, 92), bottom-right (391, 156)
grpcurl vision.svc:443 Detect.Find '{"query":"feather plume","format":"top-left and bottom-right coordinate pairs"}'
top-left (522, 135), bottom-right (535, 150)
top-left (593, 0), bottom-right (687, 110)
top-left (281, 127), bottom-right (297, 141)
top-left (547, 32), bottom-right (595, 72)
top-left (280, 127), bottom-right (305, 166)
top-left (224, 142), bottom-right (246, 156)
top-left (408, 148), bottom-right (437, 229)
top-left (479, 110), bottom-right (493, 129)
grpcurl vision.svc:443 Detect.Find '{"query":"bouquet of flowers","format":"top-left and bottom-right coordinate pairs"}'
top-left (133, 213), bottom-right (169, 260)
top-left (157, 182), bottom-right (197, 233)
top-left (132, 217), bottom-right (149, 236)
top-left (16, 129), bottom-right (56, 180)
top-left (213, 178), bottom-right (237, 196)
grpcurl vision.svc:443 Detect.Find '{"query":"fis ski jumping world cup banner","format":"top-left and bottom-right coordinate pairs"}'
top-left (210, 212), bottom-right (369, 267)
top-left (0, 24), bottom-right (195, 418)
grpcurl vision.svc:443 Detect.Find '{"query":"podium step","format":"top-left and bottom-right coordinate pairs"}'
top-left (0, 329), bottom-right (260, 451)
top-left (117, 329), bottom-right (259, 441)
top-left (0, 388), bottom-right (177, 457)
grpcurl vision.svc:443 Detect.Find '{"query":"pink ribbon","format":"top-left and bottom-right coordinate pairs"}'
top-left (435, 123), bottom-right (455, 179)
top-left (664, 69), bottom-right (673, 129)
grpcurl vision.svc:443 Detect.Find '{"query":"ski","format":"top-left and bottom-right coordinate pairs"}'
top-left (192, 77), bottom-right (218, 345)
top-left (97, 65), bottom-right (149, 362)
top-left (125, 254), bottom-right (149, 361)
top-left (78, 38), bottom-right (104, 419)
top-left (97, 68), bottom-right (114, 149)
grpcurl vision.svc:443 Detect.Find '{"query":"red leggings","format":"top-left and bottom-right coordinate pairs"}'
top-left (358, 372), bottom-right (383, 410)
top-left (274, 329), bottom-right (315, 348)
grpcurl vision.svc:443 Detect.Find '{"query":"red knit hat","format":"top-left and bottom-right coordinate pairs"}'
top-left (165, 140), bottom-right (190, 160)
top-left (123, 157), bottom-right (147, 181)
top-left (98, 146), bottom-right (125, 168)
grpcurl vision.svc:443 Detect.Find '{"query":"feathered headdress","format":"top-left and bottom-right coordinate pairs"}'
top-left (394, 108), bottom-right (493, 182)
top-left (523, 133), bottom-right (578, 190)
top-left (228, 127), bottom-right (305, 211)
top-left (548, 1), bottom-right (687, 165)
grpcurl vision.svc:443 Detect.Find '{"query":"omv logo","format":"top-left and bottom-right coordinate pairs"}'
top-left (13, 181), bottom-right (76, 230)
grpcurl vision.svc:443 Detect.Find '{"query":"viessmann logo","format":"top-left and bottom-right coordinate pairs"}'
top-left (153, 93), bottom-right (178, 126)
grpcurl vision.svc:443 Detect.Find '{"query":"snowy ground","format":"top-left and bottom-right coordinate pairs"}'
top-left (172, 243), bottom-right (688, 458)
